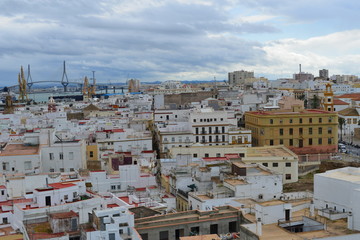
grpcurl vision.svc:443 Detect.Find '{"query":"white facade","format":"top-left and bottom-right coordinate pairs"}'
top-left (314, 167), bottom-right (360, 230)
top-left (41, 140), bottom-right (86, 173)
top-left (88, 207), bottom-right (141, 240)
top-left (118, 165), bottom-right (156, 191)
top-left (190, 108), bottom-right (237, 146)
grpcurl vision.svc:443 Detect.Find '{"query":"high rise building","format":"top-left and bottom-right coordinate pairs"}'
top-left (228, 70), bottom-right (254, 86)
top-left (319, 69), bottom-right (329, 79)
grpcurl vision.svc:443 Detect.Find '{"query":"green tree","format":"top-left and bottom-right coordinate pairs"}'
top-left (311, 95), bottom-right (320, 109)
top-left (339, 117), bottom-right (346, 141)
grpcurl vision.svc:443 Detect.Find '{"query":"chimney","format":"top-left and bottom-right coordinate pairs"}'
top-left (256, 218), bottom-right (262, 236)
top-left (348, 212), bottom-right (354, 230)
top-left (310, 200), bottom-right (315, 217)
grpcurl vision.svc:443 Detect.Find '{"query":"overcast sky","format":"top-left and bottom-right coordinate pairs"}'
top-left (1, 0), bottom-right (360, 85)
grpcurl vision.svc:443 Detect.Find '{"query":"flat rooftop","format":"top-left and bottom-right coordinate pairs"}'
top-left (247, 109), bottom-right (334, 116)
top-left (250, 208), bottom-right (358, 240)
top-left (319, 167), bottom-right (360, 183)
top-left (180, 234), bottom-right (221, 240)
top-left (0, 144), bottom-right (39, 156)
top-left (245, 146), bottom-right (296, 158)
top-left (258, 200), bottom-right (286, 207)
top-left (224, 179), bottom-right (247, 186)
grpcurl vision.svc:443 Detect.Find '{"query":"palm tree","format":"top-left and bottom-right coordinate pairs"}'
top-left (339, 117), bottom-right (346, 142)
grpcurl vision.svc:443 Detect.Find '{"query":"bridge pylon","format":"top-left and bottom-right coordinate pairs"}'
top-left (26, 64), bottom-right (33, 91)
top-left (61, 61), bottom-right (69, 92)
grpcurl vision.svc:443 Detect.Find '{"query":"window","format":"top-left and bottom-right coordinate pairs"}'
top-left (270, 119), bottom-right (274, 124)
top-left (140, 234), bottom-right (148, 240)
top-left (309, 138), bottom-right (313, 145)
top-left (309, 128), bottom-right (313, 134)
top-left (193, 153), bottom-right (198, 158)
top-left (60, 168), bottom-right (64, 172)
top-left (263, 163), bottom-right (268, 167)
top-left (353, 118), bottom-right (357, 124)
top-left (111, 185), bottom-right (116, 190)
top-left (69, 152), bottom-right (74, 160)
top-left (50, 168), bottom-right (55, 172)
top-left (193, 119), bottom-right (196, 123)
top-left (70, 168), bottom-right (74, 172)
top-left (172, 137), bottom-right (175, 142)
top-left (328, 138), bottom-right (332, 144)
top-left (290, 119), bottom-right (293, 123)
top-left (229, 221), bottom-right (237, 233)
top-left (73, 192), bottom-right (77, 198)
top-left (59, 152), bottom-right (64, 160)
top-left (272, 163), bottom-right (278, 167)
top-left (329, 117), bottom-right (332, 123)
top-left (109, 233), bottom-right (116, 240)
top-left (286, 162), bottom-right (291, 167)
top-left (195, 128), bottom-right (199, 134)
top-left (216, 153), bottom-right (221, 157)
top-left (190, 227), bottom-right (200, 235)
top-left (285, 174), bottom-right (291, 180)
top-left (1, 190), bottom-right (4, 196)
top-left (270, 140), bottom-right (274, 146)
top-left (299, 118), bottom-right (303, 124)
top-left (289, 139), bottom-right (293, 146)
top-left (318, 138), bottom-right (322, 145)
top-left (319, 127), bottom-right (322, 134)
top-left (347, 119), bottom-right (351, 124)
top-left (299, 128), bottom-right (303, 134)
top-left (309, 118), bottom-right (312, 123)
top-left (89, 151), bottom-right (93, 158)
top-left (24, 161), bottom-right (32, 170)
top-left (279, 129), bottom-right (284, 136)
top-left (2, 162), bottom-right (9, 171)
top-left (205, 153), bottom-right (209, 157)
top-left (280, 139), bottom-right (284, 144)
top-left (2, 217), bottom-right (8, 224)
top-left (319, 118), bottom-right (322, 123)
top-left (222, 126), bottom-right (225, 133)
top-left (49, 153), bottom-right (54, 160)
top-left (328, 127), bottom-right (332, 134)
top-left (64, 195), bottom-right (68, 200)
top-left (196, 136), bottom-right (199, 142)
top-left (289, 128), bottom-right (293, 135)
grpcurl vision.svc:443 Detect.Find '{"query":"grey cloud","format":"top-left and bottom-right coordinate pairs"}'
top-left (0, 0), bottom-right (276, 84)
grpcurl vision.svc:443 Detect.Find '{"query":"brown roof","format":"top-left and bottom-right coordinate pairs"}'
top-left (336, 93), bottom-right (360, 99)
top-left (50, 210), bottom-right (78, 219)
top-left (83, 104), bottom-right (100, 111)
top-left (338, 108), bottom-right (359, 116)
top-left (0, 144), bottom-right (39, 156)
top-left (333, 99), bottom-right (349, 105)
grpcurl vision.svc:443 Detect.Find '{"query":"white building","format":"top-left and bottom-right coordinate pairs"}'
top-left (314, 167), bottom-right (360, 230)
top-left (190, 108), bottom-right (237, 146)
top-left (87, 207), bottom-right (141, 240)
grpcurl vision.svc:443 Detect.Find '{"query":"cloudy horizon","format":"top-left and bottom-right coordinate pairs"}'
top-left (1, 0), bottom-right (360, 85)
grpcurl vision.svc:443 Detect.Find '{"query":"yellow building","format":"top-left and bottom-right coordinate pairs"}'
top-left (86, 144), bottom-right (100, 170)
top-left (245, 109), bottom-right (338, 155)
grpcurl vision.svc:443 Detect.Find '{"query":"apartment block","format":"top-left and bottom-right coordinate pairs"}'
top-left (245, 109), bottom-right (338, 155)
